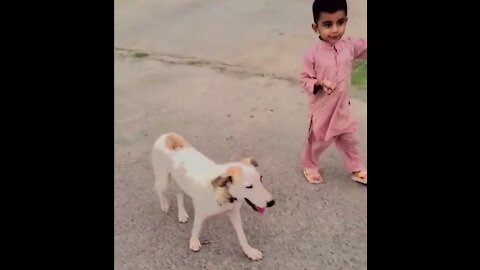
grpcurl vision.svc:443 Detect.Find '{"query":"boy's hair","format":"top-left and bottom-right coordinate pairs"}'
top-left (312, 0), bottom-right (348, 23)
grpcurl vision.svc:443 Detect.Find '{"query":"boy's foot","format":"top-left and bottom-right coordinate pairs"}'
top-left (352, 170), bottom-right (367, 184)
top-left (303, 170), bottom-right (324, 184)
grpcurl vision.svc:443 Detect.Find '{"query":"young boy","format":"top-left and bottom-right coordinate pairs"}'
top-left (299, 0), bottom-right (367, 184)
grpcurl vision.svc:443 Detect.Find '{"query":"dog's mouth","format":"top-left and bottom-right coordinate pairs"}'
top-left (244, 198), bottom-right (265, 214)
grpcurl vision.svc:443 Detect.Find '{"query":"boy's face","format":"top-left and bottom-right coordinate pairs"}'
top-left (312, 10), bottom-right (348, 44)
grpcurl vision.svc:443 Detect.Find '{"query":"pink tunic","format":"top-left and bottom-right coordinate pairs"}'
top-left (300, 37), bottom-right (367, 142)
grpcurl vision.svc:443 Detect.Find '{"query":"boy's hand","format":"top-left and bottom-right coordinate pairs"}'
top-left (320, 79), bottom-right (336, 95)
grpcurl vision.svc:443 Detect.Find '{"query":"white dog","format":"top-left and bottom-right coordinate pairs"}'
top-left (151, 132), bottom-right (275, 260)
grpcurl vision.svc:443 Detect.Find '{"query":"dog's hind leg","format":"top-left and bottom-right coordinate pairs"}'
top-left (176, 191), bottom-right (189, 223)
top-left (153, 169), bottom-right (170, 213)
top-left (152, 140), bottom-right (174, 213)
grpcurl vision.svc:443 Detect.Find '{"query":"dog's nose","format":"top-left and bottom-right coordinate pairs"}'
top-left (266, 200), bottom-right (275, 208)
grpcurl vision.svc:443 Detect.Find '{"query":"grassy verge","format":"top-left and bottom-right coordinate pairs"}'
top-left (351, 60), bottom-right (367, 89)
top-left (133, 52), bottom-right (149, 58)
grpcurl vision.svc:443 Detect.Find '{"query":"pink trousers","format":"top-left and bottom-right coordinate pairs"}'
top-left (301, 131), bottom-right (364, 173)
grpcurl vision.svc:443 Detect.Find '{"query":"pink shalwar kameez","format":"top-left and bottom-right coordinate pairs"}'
top-left (299, 37), bottom-right (367, 174)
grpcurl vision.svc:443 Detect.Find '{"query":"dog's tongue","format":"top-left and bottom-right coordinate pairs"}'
top-left (256, 206), bottom-right (265, 215)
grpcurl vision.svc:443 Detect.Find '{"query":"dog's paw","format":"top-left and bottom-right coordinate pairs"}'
top-left (160, 199), bottom-right (170, 213)
top-left (244, 247), bottom-right (263, 261)
top-left (178, 210), bottom-right (189, 223)
top-left (189, 237), bottom-right (201, 252)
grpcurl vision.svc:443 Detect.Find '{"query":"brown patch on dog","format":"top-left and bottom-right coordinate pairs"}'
top-left (241, 158), bottom-right (259, 167)
top-left (211, 175), bottom-right (233, 188)
top-left (211, 166), bottom-right (243, 206)
top-left (211, 175), bottom-right (235, 206)
top-left (165, 133), bottom-right (189, 150)
top-left (211, 166), bottom-right (242, 189)
top-left (214, 189), bottom-right (235, 206)
top-left (223, 166), bottom-right (242, 180)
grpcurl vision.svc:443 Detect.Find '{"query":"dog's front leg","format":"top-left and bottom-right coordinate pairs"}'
top-left (227, 208), bottom-right (263, 260)
top-left (189, 208), bottom-right (207, 252)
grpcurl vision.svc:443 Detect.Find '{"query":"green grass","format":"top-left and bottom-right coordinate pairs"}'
top-left (351, 60), bottom-right (367, 89)
top-left (133, 52), bottom-right (149, 58)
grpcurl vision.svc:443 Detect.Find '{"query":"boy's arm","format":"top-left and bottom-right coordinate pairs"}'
top-left (299, 50), bottom-right (322, 95)
top-left (353, 38), bottom-right (367, 60)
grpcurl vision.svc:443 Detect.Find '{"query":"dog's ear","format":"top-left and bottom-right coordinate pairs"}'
top-left (212, 177), bottom-right (235, 206)
top-left (211, 175), bottom-right (233, 188)
top-left (213, 166), bottom-right (242, 187)
top-left (212, 166), bottom-right (241, 206)
top-left (241, 157), bottom-right (259, 167)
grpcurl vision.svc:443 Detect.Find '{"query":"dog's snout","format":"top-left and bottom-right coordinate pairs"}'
top-left (266, 200), bottom-right (275, 208)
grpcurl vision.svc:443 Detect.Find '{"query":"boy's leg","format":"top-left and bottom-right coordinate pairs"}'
top-left (334, 132), bottom-right (367, 183)
top-left (301, 133), bottom-right (331, 181)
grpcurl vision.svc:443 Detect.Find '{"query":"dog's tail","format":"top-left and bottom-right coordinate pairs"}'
top-left (151, 133), bottom-right (189, 190)
top-left (153, 132), bottom-right (189, 155)
top-left (164, 133), bottom-right (189, 151)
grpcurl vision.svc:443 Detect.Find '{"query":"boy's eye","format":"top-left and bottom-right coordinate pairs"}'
top-left (323, 22), bottom-right (332, 28)
top-left (246, 185), bottom-right (253, 189)
top-left (260, 176), bottom-right (263, 183)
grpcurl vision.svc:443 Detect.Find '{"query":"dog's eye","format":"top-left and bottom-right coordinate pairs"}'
top-left (246, 185), bottom-right (253, 189)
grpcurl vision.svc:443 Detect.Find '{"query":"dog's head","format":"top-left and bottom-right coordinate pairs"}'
top-left (211, 158), bottom-right (274, 214)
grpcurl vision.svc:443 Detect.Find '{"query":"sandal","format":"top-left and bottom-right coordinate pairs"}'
top-left (352, 170), bottom-right (367, 184)
top-left (303, 170), bottom-right (324, 184)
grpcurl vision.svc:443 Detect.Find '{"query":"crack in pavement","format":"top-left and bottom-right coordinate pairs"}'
top-left (114, 47), bottom-right (366, 102)
top-left (114, 47), bottom-right (298, 85)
